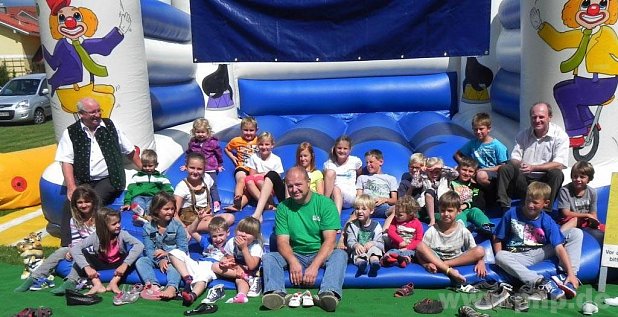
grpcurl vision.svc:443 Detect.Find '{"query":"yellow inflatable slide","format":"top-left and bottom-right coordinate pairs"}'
top-left (0, 145), bottom-right (56, 210)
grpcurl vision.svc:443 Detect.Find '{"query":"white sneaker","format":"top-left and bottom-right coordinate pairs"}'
top-left (247, 276), bottom-right (262, 297)
top-left (288, 292), bottom-right (302, 308)
top-left (582, 301), bottom-right (599, 315)
top-left (605, 297), bottom-right (618, 306)
top-left (301, 290), bottom-right (314, 307)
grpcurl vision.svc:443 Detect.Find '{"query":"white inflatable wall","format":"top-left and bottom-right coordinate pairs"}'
top-left (38, 0), bottom-right (154, 151)
top-left (522, 0), bottom-right (618, 186)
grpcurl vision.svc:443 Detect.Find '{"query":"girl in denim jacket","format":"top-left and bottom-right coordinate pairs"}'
top-left (136, 192), bottom-right (188, 300)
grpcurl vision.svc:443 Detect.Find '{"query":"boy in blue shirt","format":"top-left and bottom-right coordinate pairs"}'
top-left (492, 182), bottom-right (582, 301)
top-left (454, 112), bottom-right (508, 188)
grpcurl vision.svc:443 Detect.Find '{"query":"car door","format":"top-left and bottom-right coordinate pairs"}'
top-left (38, 78), bottom-right (52, 116)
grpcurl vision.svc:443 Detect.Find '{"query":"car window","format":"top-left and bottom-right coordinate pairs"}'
top-left (0, 79), bottom-right (39, 96)
top-left (39, 79), bottom-right (48, 94)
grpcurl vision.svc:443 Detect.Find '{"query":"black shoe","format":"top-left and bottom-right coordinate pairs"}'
top-left (65, 289), bottom-right (103, 306)
top-left (184, 303), bottom-right (218, 316)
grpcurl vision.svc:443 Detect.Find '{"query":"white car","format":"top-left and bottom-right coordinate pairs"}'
top-left (0, 73), bottom-right (51, 124)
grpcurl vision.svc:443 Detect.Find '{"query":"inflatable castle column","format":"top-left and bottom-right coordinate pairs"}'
top-left (37, 0), bottom-right (154, 149)
top-left (522, 0), bottom-right (618, 167)
top-left (37, 0), bottom-right (153, 236)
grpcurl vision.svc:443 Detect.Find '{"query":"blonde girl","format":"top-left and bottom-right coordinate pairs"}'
top-left (323, 136), bottom-right (363, 213)
top-left (185, 118), bottom-right (223, 209)
top-left (211, 217), bottom-right (264, 303)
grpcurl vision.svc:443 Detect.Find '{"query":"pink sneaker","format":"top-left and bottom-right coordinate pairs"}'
top-left (226, 293), bottom-right (248, 304)
top-left (140, 283), bottom-right (162, 301)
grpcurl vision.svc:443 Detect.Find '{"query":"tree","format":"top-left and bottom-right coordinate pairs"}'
top-left (0, 62), bottom-right (9, 87)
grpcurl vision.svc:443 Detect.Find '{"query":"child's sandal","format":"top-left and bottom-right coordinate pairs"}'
top-left (455, 284), bottom-right (479, 293)
top-left (394, 282), bottom-right (415, 297)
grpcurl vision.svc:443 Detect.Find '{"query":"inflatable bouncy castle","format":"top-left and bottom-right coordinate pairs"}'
top-left (36, 0), bottom-right (618, 288)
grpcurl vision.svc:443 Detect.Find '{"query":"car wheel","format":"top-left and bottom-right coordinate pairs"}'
top-left (33, 108), bottom-right (46, 124)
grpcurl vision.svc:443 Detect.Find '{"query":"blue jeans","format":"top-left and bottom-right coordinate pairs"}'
top-left (135, 256), bottom-right (181, 288)
top-left (132, 196), bottom-right (153, 215)
top-left (262, 249), bottom-right (347, 298)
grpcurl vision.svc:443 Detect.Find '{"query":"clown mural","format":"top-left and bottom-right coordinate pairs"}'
top-left (42, 0), bottom-right (131, 118)
top-left (530, 0), bottom-right (618, 160)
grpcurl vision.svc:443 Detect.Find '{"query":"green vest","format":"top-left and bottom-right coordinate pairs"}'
top-left (67, 118), bottom-right (125, 190)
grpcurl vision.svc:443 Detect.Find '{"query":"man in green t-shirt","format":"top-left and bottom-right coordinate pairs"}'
top-left (261, 166), bottom-right (347, 312)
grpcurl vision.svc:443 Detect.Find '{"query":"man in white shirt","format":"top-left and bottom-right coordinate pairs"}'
top-left (55, 97), bottom-right (140, 246)
top-left (496, 102), bottom-right (569, 210)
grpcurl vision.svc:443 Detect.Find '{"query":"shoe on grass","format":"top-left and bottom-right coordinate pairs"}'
top-left (318, 291), bottom-right (339, 312)
top-left (202, 283), bottom-right (225, 304)
top-left (474, 287), bottom-right (510, 310)
top-left (14, 277), bottom-right (34, 292)
top-left (459, 305), bottom-right (490, 317)
top-left (288, 292), bottom-right (302, 308)
top-left (50, 280), bottom-right (76, 296)
top-left (29, 277), bottom-right (54, 291)
top-left (262, 291), bottom-right (287, 310)
top-left (498, 295), bottom-right (529, 312)
top-left (582, 301), bottom-right (599, 315)
top-left (517, 282), bottom-right (547, 301)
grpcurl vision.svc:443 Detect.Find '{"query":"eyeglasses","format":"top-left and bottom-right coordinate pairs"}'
top-left (80, 108), bottom-right (101, 116)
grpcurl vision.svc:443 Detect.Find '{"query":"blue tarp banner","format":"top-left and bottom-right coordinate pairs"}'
top-left (190, 0), bottom-right (490, 63)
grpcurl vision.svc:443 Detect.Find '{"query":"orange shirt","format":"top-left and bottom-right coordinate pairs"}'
top-left (225, 136), bottom-right (258, 168)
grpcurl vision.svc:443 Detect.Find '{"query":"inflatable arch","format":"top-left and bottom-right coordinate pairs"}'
top-left (38, 0), bottom-right (618, 288)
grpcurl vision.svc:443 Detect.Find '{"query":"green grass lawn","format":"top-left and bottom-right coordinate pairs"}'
top-left (1, 246), bottom-right (617, 316)
top-left (0, 120), bottom-right (56, 153)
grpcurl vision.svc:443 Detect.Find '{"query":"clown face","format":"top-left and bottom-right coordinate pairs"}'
top-left (576, 0), bottom-right (610, 29)
top-left (56, 6), bottom-right (89, 39)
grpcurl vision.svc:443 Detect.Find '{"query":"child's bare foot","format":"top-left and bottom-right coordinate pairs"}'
top-left (85, 285), bottom-right (106, 295)
top-left (423, 263), bottom-right (438, 273)
top-left (233, 195), bottom-right (242, 209)
top-left (447, 268), bottom-right (466, 284)
top-left (159, 286), bottom-right (177, 299)
top-left (107, 284), bottom-right (122, 294)
top-left (224, 205), bottom-right (240, 212)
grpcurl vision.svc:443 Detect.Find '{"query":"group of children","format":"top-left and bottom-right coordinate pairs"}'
top-left (14, 111), bottom-right (603, 306)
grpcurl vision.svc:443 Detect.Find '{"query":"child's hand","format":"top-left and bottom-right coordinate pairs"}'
top-left (159, 258), bottom-right (169, 273)
top-left (121, 204), bottom-right (131, 211)
top-left (363, 242), bottom-right (374, 250)
top-left (375, 198), bottom-right (387, 206)
top-left (65, 251), bottom-right (73, 261)
top-left (197, 207), bottom-right (212, 220)
top-left (231, 157), bottom-right (239, 166)
top-left (398, 241), bottom-right (408, 249)
top-left (474, 260), bottom-right (487, 278)
top-left (235, 235), bottom-right (248, 250)
top-left (153, 249), bottom-right (167, 259)
top-left (354, 244), bottom-right (366, 255)
top-left (217, 166), bottom-right (224, 172)
top-left (180, 165), bottom-right (187, 171)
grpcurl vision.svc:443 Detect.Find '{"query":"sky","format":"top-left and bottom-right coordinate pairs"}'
top-left (0, 0), bottom-right (35, 6)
